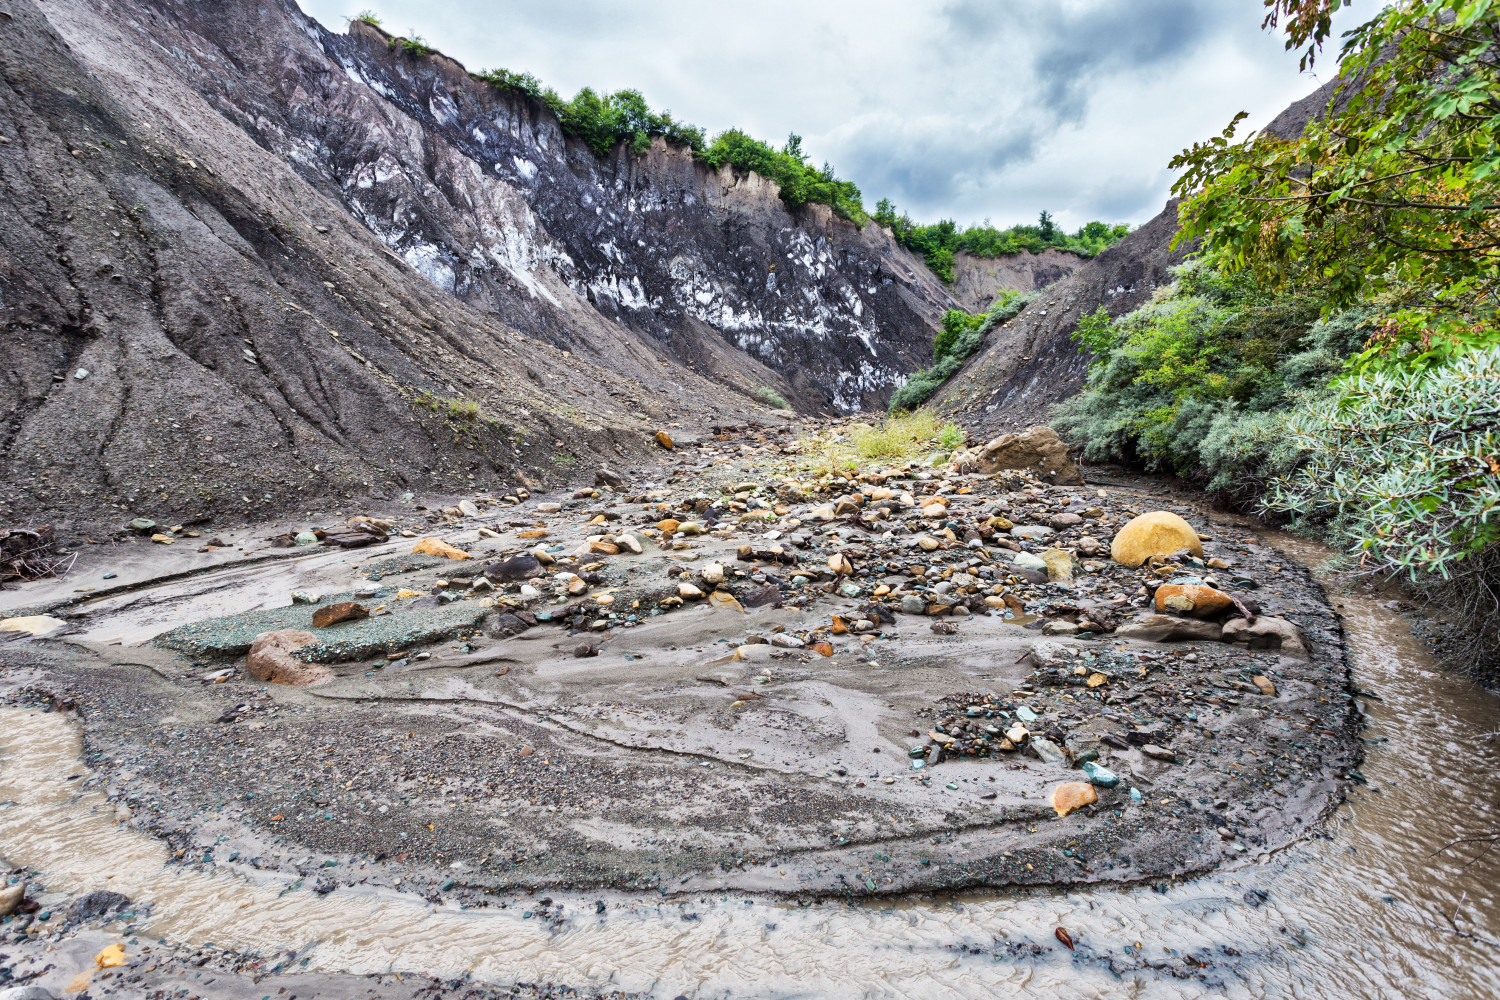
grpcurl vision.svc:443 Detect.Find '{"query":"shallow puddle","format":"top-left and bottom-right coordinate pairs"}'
top-left (2, 539), bottom-right (1497, 998)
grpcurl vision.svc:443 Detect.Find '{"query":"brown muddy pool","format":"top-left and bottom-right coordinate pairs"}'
top-left (1, 538), bottom-right (1496, 998)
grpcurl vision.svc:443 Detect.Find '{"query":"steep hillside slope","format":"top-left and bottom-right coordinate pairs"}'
top-left (130, 1), bottom-right (955, 413)
top-left (0, 0), bottom-right (769, 532)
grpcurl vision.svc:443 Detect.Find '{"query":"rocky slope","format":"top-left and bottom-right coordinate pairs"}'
top-left (0, 0), bottom-right (961, 533)
top-left (152, 0), bottom-right (954, 413)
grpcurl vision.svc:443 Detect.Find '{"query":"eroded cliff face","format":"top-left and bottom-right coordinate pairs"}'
top-left (948, 249), bottom-right (1084, 314)
top-left (131, 3), bottom-right (956, 413)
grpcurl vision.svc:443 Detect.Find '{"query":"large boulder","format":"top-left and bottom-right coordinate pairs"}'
top-left (246, 630), bottom-right (331, 686)
top-left (1223, 616), bottom-right (1310, 660)
top-left (1110, 511), bottom-right (1204, 566)
top-left (976, 426), bottom-right (1083, 485)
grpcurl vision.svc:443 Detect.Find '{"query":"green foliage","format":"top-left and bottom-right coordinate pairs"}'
top-left (1054, 262), bottom-right (1364, 497)
top-left (473, 69), bottom-right (863, 221)
top-left (754, 386), bottom-right (792, 410)
top-left (1264, 345), bottom-right (1500, 579)
top-left (1172, 0), bottom-right (1500, 368)
top-left (936, 422), bottom-right (967, 450)
top-left (889, 290), bottom-right (1035, 412)
top-left (391, 32), bottom-right (433, 56)
top-left (701, 131), bottom-right (868, 223)
top-left (353, 10), bottom-right (382, 27)
top-left (874, 201), bottom-right (1130, 281)
top-left (935, 309), bottom-right (985, 363)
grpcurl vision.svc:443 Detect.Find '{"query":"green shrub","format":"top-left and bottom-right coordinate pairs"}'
top-left (1054, 261), bottom-right (1366, 497)
top-left (354, 10), bottom-right (382, 27)
top-left (391, 32), bottom-right (433, 56)
top-left (754, 386), bottom-right (791, 410)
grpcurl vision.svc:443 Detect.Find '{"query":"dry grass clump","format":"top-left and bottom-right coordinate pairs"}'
top-left (796, 410), bottom-right (964, 475)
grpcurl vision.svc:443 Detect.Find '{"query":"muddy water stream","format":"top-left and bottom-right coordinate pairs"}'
top-left (2, 538), bottom-right (1497, 998)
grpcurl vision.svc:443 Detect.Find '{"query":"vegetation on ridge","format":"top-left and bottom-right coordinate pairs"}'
top-left (872, 205), bottom-right (1131, 282)
top-left (889, 290), bottom-right (1035, 413)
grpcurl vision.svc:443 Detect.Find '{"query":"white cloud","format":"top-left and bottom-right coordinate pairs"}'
top-left (297, 0), bottom-right (1381, 229)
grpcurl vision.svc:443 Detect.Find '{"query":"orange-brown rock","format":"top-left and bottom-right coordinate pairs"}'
top-left (977, 426), bottom-right (1083, 485)
top-left (246, 629), bottom-right (330, 686)
top-left (312, 602), bottom-right (368, 628)
top-left (413, 537), bottom-right (471, 559)
top-left (1051, 781), bottom-right (1098, 817)
top-left (1154, 584), bottom-right (1235, 618)
top-left (655, 430), bottom-right (674, 450)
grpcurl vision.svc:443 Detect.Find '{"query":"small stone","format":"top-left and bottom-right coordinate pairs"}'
top-left (702, 562), bottom-right (725, 584)
top-left (1051, 781), bottom-right (1098, 817)
top-left (677, 521), bottom-right (703, 535)
top-left (0, 884), bottom-right (23, 917)
top-left (1049, 512), bottom-right (1082, 528)
top-left (916, 535), bottom-right (940, 551)
top-left (655, 430), bottom-right (674, 450)
top-left (657, 518), bottom-right (681, 534)
top-left (150, 532), bottom-right (174, 544)
top-left (900, 595), bottom-right (927, 615)
top-left (1154, 584), bottom-right (1234, 618)
top-left (0, 615), bottom-right (68, 637)
top-left (413, 537), bottom-right (471, 559)
top-left (1042, 620), bottom-right (1080, 636)
top-left (128, 517), bottom-right (156, 534)
top-left (290, 590), bottom-right (323, 604)
top-left (294, 530), bottom-right (319, 546)
top-left (1010, 524), bottom-right (1055, 540)
top-left (1031, 737), bottom-right (1069, 767)
top-left (485, 553), bottom-right (542, 580)
top-left (1040, 547), bottom-right (1078, 581)
top-left (1141, 744), bottom-right (1177, 762)
top-left (535, 502), bottom-right (562, 513)
top-left (312, 602), bottom-right (368, 628)
top-left (769, 634), bottom-right (805, 648)
top-left (613, 533), bottom-right (644, 554)
top-left (678, 582), bottom-right (705, 599)
top-left (246, 629), bottom-right (331, 686)
top-left (1222, 616), bottom-right (1309, 660)
top-left (1252, 674), bottom-right (1277, 696)
top-left (709, 590), bottom-right (745, 613)
top-left (1081, 761), bottom-right (1120, 788)
top-left (458, 499), bottom-right (480, 518)
top-left (1012, 551), bottom-right (1050, 574)
top-left (1114, 614), bottom-right (1223, 643)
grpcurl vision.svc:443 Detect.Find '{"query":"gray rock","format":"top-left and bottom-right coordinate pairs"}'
top-left (1010, 524), bottom-right (1055, 540)
top-left (1222, 616), bottom-right (1309, 660)
top-left (1115, 614), bottom-right (1223, 643)
top-left (1031, 738), bottom-right (1069, 767)
top-left (70, 889), bottom-right (130, 919)
top-left (1, 987), bottom-right (58, 1000)
top-left (900, 595), bottom-right (927, 615)
top-left (1012, 551), bottom-right (1050, 573)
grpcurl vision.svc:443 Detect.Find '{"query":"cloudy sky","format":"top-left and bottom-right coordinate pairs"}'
top-left (296, 0), bottom-right (1379, 231)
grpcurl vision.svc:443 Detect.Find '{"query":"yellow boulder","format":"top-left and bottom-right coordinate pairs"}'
top-left (1110, 511), bottom-right (1204, 566)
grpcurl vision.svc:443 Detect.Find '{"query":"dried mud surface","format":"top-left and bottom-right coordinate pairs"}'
top-left (0, 420), bottom-right (1359, 910)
